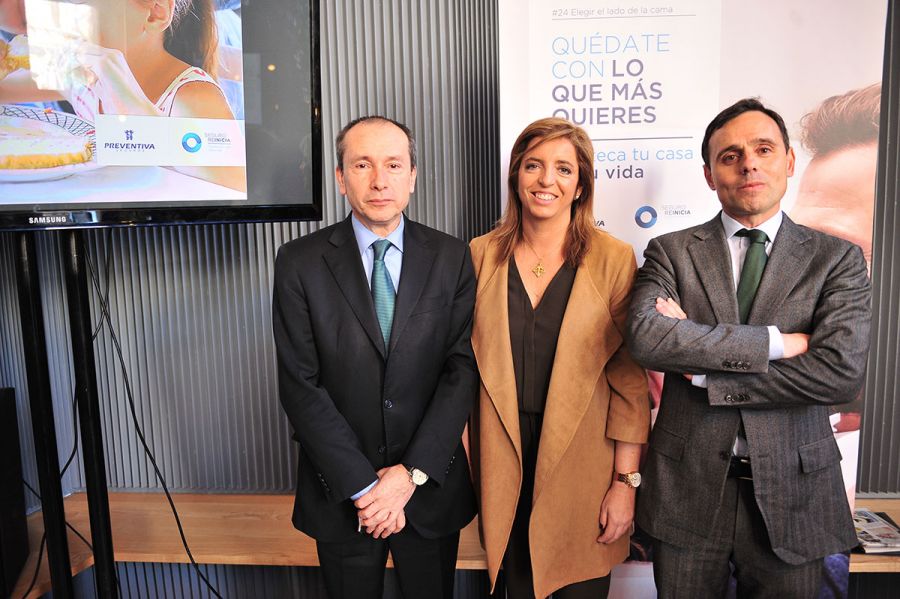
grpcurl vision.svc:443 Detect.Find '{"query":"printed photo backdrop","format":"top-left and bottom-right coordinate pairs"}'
top-left (498, 1), bottom-right (886, 597)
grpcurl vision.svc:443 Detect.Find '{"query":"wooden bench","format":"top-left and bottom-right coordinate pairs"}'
top-left (14, 493), bottom-right (899, 597)
top-left (12, 493), bottom-right (486, 598)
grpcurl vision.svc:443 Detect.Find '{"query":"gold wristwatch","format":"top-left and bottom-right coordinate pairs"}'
top-left (616, 471), bottom-right (642, 488)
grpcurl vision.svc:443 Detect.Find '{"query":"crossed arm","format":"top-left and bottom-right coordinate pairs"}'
top-left (626, 237), bottom-right (871, 408)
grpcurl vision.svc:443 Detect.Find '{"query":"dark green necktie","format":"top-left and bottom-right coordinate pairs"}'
top-left (734, 229), bottom-right (769, 324)
top-left (371, 239), bottom-right (396, 349)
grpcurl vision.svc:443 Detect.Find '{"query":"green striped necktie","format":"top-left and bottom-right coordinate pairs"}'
top-left (371, 239), bottom-right (396, 349)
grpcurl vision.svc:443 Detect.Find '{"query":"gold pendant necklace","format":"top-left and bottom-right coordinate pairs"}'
top-left (522, 237), bottom-right (545, 278)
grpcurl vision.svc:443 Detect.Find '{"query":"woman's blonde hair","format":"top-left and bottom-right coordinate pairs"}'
top-left (493, 117), bottom-right (596, 267)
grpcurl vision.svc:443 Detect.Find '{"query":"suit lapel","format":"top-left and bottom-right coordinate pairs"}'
top-left (688, 216), bottom-right (740, 324)
top-left (389, 219), bottom-right (436, 353)
top-left (747, 215), bottom-right (813, 325)
top-left (532, 261), bottom-right (621, 503)
top-left (323, 218), bottom-right (387, 357)
top-left (470, 241), bottom-right (522, 464)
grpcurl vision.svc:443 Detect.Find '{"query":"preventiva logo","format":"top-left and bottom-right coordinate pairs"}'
top-left (634, 205), bottom-right (658, 228)
top-left (182, 132), bottom-right (203, 153)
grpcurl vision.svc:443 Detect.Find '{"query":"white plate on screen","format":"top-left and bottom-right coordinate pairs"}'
top-left (0, 105), bottom-right (101, 182)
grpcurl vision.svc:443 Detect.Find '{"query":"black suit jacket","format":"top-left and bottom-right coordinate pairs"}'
top-left (273, 216), bottom-right (478, 542)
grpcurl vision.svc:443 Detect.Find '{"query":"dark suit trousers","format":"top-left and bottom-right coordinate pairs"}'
top-left (316, 526), bottom-right (459, 599)
top-left (652, 477), bottom-right (823, 599)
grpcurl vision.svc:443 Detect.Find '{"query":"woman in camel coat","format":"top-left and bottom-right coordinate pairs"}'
top-left (470, 118), bottom-right (650, 598)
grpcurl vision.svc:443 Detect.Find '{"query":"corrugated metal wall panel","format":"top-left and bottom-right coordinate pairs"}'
top-left (859, 0), bottom-right (900, 494)
top-left (849, 573), bottom-right (900, 598)
top-left (70, 563), bottom-right (490, 598)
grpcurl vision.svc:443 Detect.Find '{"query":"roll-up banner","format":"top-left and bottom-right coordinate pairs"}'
top-left (498, 1), bottom-right (886, 596)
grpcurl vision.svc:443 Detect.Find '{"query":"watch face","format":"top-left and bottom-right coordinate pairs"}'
top-left (411, 468), bottom-right (428, 485)
top-left (618, 472), bottom-right (641, 488)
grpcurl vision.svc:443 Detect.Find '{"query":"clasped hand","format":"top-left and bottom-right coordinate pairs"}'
top-left (354, 464), bottom-right (416, 539)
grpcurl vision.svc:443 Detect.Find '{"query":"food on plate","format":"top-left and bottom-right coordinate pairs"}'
top-left (0, 35), bottom-right (30, 76)
top-left (0, 116), bottom-right (93, 169)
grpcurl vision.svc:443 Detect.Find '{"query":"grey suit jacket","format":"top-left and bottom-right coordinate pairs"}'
top-left (626, 212), bottom-right (870, 564)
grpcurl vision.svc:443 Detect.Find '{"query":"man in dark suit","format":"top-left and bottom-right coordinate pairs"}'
top-left (626, 99), bottom-right (871, 598)
top-left (273, 116), bottom-right (477, 598)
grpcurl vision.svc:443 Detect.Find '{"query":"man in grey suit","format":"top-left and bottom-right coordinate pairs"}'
top-left (626, 98), bottom-right (871, 598)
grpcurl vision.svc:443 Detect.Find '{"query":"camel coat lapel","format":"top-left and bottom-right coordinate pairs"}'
top-left (470, 237), bottom-right (522, 466)
top-left (532, 265), bottom-right (624, 504)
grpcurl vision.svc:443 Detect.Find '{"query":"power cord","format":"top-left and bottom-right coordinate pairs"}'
top-left (86, 241), bottom-right (223, 599)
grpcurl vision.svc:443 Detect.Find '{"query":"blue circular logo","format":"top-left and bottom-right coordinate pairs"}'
top-left (635, 205), bottom-right (658, 228)
top-left (181, 132), bottom-right (202, 153)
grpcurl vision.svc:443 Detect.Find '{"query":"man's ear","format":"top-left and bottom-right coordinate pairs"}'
top-left (703, 164), bottom-right (716, 191)
top-left (409, 166), bottom-right (417, 194)
top-left (144, 0), bottom-right (175, 35)
top-left (335, 167), bottom-right (347, 195)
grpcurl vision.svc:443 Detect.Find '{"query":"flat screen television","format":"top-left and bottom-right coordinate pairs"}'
top-left (0, 0), bottom-right (321, 230)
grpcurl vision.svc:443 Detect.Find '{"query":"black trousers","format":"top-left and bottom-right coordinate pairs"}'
top-left (652, 477), bottom-right (824, 599)
top-left (316, 525), bottom-right (460, 599)
top-left (503, 412), bottom-right (611, 599)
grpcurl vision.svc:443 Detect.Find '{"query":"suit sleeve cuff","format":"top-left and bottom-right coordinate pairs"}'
top-left (767, 325), bottom-right (784, 360)
top-left (350, 479), bottom-right (378, 500)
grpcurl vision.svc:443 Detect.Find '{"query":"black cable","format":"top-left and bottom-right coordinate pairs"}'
top-left (22, 481), bottom-right (93, 551)
top-left (18, 532), bottom-right (46, 599)
top-left (86, 247), bottom-right (223, 599)
top-left (21, 479), bottom-right (124, 599)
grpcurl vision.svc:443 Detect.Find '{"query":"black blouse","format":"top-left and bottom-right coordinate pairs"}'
top-left (507, 259), bottom-right (576, 414)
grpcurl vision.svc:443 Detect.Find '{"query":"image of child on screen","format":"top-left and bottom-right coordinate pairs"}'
top-left (1, 0), bottom-right (246, 193)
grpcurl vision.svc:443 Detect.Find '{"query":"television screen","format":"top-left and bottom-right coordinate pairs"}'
top-left (0, 0), bottom-right (321, 230)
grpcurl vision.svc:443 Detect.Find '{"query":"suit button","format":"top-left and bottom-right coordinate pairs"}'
top-left (719, 451), bottom-right (730, 460)
top-left (722, 360), bottom-right (730, 368)
top-left (725, 394), bottom-right (734, 403)
top-left (741, 394), bottom-right (749, 402)
top-left (384, 400), bottom-right (393, 409)
top-left (378, 445), bottom-right (385, 454)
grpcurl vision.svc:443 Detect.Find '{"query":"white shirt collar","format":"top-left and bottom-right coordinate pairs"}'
top-left (720, 210), bottom-right (783, 243)
top-left (351, 213), bottom-right (405, 255)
